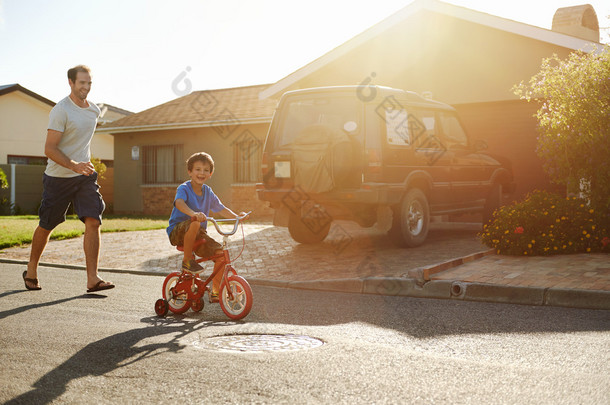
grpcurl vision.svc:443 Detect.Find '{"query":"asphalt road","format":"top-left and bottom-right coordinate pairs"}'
top-left (1, 263), bottom-right (609, 404)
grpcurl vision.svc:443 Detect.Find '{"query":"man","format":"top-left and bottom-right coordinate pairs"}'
top-left (22, 65), bottom-right (114, 293)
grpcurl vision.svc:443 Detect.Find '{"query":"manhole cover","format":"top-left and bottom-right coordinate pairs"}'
top-left (193, 334), bottom-right (324, 353)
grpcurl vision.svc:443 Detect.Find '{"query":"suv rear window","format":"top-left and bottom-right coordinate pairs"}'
top-left (276, 97), bottom-right (360, 148)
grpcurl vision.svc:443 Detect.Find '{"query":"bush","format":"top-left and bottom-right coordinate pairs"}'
top-left (480, 190), bottom-right (610, 256)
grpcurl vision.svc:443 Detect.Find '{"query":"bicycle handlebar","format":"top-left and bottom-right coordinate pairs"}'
top-left (192, 211), bottom-right (251, 236)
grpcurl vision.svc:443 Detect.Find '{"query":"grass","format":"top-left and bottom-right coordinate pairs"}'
top-left (0, 215), bottom-right (168, 250)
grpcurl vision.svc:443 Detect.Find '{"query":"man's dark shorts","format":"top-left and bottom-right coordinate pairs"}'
top-left (39, 172), bottom-right (105, 230)
top-left (169, 219), bottom-right (223, 258)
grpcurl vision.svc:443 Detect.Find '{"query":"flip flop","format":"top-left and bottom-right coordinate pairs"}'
top-left (22, 271), bottom-right (42, 291)
top-left (87, 280), bottom-right (115, 293)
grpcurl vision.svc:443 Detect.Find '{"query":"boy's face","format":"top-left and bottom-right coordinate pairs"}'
top-left (188, 160), bottom-right (212, 187)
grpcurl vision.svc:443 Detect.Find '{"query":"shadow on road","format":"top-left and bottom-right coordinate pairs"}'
top-left (5, 316), bottom-right (231, 405)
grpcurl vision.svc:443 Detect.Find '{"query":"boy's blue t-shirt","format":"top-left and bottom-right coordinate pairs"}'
top-left (166, 181), bottom-right (226, 237)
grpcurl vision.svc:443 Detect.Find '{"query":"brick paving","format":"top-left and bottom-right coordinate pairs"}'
top-left (1, 221), bottom-right (609, 292)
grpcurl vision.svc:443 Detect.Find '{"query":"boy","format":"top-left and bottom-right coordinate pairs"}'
top-left (167, 152), bottom-right (246, 302)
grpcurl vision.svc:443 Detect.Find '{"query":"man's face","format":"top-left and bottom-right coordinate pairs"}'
top-left (69, 71), bottom-right (92, 101)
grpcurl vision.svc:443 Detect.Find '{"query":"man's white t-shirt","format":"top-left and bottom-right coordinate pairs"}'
top-left (45, 96), bottom-right (101, 178)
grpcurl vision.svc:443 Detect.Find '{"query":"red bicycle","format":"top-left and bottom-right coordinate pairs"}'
top-left (154, 212), bottom-right (253, 320)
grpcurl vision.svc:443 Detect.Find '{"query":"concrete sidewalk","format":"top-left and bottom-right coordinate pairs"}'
top-left (1, 221), bottom-right (608, 310)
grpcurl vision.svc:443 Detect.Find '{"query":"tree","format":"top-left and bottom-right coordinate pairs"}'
top-left (513, 46), bottom-right (610, 210)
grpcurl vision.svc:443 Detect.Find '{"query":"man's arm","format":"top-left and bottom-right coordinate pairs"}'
top-left (45, 129), bottom-right (95, 176)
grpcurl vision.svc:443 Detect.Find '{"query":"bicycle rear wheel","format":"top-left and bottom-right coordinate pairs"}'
top-left (162, 272), bottom-right (190, 314)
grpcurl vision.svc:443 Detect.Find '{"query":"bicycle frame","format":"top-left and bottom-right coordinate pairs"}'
top-left (172, 213), bottom-right (250, 303)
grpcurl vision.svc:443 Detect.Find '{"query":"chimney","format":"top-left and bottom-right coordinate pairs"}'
top-left (552, 4), bottom-right (600, 42)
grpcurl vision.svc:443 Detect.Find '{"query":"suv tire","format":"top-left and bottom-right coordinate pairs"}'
top-left (288, 212), bottom-right (331, 244)
top-left (389, 188), bottom-right (430, 248)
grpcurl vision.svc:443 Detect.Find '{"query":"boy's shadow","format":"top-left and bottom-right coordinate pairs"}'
top-left (6, 316), bottom-right (227, 404)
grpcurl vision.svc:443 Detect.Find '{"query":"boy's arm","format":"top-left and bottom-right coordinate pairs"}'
top-left (175, 199), bottom-right (207, 222)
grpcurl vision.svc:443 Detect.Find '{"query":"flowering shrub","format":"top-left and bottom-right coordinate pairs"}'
top-left (479, 190), bottom-right (609, 256)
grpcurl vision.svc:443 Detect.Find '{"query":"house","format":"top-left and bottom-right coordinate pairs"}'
top-left (102, 0), bottom-right (603, 217)
top-left (0, 84), bottom-right (130, 213)
top-left (98, 84), bottom-right (277, 216)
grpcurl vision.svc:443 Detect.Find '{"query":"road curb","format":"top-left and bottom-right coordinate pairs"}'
top-left (3, 258), bottom-right (608, 310)
top-left (545, 288), bottom-right (610, 310)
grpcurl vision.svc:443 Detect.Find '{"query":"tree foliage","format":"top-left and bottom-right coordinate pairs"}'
top-left (513, 46), bottom-right (610, 210)
top-left (91, 156), bottom-right (107, 180)
top-left (0, 168), bottom-right (8, 189)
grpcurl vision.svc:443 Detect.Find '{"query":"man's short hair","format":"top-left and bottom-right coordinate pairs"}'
top-left (186, 152), bottom-right (215, 173)
top-left (67, 65), bottom-right (91, 82)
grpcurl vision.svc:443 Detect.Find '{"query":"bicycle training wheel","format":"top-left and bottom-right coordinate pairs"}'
top-left (219, 275), bottom-right (253, 320)
top-left (162, 272), bottom-right (190, 314)
top-left (154, 299), bottom-right (169, 317)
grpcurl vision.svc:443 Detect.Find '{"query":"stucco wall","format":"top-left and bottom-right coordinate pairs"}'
top-left (0, 92), bottom-right (50, 163)
top-left (0, 91), bottom-right (114, 162)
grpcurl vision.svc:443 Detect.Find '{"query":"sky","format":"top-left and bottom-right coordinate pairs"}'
top-left (1, 0), bottom-right (608, 113)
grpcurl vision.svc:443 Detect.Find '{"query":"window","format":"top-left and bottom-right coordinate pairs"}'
top-left (7, 155), bottom-right (47, 165)
top-left (141, 144), bottom-right (183, 184)
top-left (277, 97), bottom-right (360, 148)
top-left (233, 130), bottom-right (262, 183)
top-left (439, 113), bottom-right (468, 149)
top-left (412, 110), bottom-right (444, 150)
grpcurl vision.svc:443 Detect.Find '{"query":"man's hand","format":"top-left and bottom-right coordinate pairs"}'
top-left (72, 161), bottom-right (96, 176)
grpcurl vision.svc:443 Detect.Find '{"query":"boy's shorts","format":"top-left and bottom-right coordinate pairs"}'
top-left (39, 173), bottom-right (105, 230)
top-left (169, 219), bottom-right (223, 258)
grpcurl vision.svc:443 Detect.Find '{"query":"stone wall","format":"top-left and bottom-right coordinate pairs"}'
top-left (141, 186), bottom-right (175, 216)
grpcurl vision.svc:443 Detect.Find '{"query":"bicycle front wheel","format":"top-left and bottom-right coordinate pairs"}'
top-left (219, 275), bottom-right (253, 320)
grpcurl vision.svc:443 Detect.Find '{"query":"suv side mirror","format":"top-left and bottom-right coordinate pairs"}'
top-left (473, 139), bottom-right (488, 151)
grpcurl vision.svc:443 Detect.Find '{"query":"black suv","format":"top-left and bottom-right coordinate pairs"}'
top-left (257, 86), bottom-right (514, 247)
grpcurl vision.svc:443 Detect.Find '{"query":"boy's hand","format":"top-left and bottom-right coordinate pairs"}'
top-left (192, 212), bottom-right (207, 222)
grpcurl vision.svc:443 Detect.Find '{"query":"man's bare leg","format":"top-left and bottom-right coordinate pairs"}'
top-left (25, 226), bottom-right (52, 289)
top-left (83, 217), bottom-right (111, 290)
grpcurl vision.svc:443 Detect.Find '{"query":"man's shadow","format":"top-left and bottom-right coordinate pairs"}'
top-left (0, 291), bottom-right (106, 321)
top-left (6, 316), bottom-right (227, 404)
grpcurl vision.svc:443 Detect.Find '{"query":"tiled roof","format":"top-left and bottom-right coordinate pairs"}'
top-left (0, 83), bottom-right (55, 107)
top-left (100, 84), bottom-right (276, 133)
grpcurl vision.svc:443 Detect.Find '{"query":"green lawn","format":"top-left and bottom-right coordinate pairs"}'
top-left (0, 215), bottom-right (168, 250)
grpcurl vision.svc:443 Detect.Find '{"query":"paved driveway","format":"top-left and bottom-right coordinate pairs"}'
top-left (2, 222), bottom-right (486, 281)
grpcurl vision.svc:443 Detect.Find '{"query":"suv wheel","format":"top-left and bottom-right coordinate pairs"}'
top-left (288, 212), bottom-right (331, 244)
top-left (389, 188), bottom-right (430, 247)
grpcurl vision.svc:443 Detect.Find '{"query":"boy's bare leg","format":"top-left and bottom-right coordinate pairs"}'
top-left (183, 221), bottom-right (200, 263)
top-left (212, 252), bottom-right (226, 294)
top-left (25, 226), bottom-right (52, 288)
top-left (83, 217), bottom-right (110, 289)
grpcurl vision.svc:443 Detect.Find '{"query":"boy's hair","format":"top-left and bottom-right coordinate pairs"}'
top-left (67, 65), bottom-right (92, 82)
top-left (186, 152), bottom-right (214, 173)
